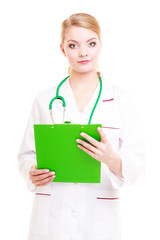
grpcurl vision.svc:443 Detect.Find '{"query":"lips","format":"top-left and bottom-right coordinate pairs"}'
top-left (77, 60), bottom-right (91, 64)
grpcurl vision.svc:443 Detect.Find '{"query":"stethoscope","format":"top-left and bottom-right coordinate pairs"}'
top-left (49, 75), bottom-right (102, 124)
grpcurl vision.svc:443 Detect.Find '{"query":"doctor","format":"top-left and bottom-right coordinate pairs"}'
top-left (18, 13), bottom-right (145, 240)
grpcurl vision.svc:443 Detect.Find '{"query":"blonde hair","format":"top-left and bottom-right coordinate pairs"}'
top-left (61, 13), bottom-right (101, 44)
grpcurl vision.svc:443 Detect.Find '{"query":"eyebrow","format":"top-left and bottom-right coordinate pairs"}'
top-left (67, 38), bottom-right (97, 43)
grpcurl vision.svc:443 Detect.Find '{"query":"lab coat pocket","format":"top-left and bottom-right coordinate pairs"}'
top-left (94, 198), bottom-right (121, 239)
top-left (29, 194), bottom-right (51, 236)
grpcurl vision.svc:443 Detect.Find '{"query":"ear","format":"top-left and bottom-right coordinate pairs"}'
top-left (60, 44), bottom-right (66, 56)
top-left (98, 39), bottom-right (102, 55)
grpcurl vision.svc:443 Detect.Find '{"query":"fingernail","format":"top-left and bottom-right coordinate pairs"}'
top-left (80, 132), bottom-right (84, 136)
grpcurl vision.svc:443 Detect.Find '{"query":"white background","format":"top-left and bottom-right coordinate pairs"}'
top-left (0, 0), bottom-right (160, 239)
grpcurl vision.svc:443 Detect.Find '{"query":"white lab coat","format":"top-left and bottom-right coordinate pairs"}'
top-left (18, 77), bottom-right (145, 240)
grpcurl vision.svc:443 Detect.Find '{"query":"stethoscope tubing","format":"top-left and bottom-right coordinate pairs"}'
top-left (49, 75), bottom-right (102, 124)
top-left (88, 77), bottom-right (102, 124)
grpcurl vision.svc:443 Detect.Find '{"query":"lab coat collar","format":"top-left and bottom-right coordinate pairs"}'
top-left (58, 76), bottom-right (114, 124)
top-left (100, 76), bottom-right (114, 102)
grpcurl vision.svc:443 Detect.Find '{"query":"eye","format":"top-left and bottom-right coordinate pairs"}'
top-left (69, 43), bottom-right (78, 49)
top-left (88, 41), bottom-right (96, 47)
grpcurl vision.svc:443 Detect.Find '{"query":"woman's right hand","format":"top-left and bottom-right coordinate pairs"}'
top-left (29, 165), bottom-right (56, 187)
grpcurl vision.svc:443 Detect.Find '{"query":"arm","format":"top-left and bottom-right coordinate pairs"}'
top-left (76, 94), bottom-right (145, 187)
top-left (18, 98), bottom-right (55, 191)
top-left (118, 95), bottom-right (146, 186)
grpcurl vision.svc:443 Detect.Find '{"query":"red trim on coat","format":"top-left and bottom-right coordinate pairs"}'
top-left (97, 197), bottom-right (119, 200)
top-left (35, 193), bottom-right (51, 196)
top-left (102, 126), bottom-right (119, 130)
top-left (102, 98), bottom-right (114, 102)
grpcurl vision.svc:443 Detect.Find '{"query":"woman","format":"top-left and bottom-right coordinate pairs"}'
top-left (18, 13), bottom-right (145, 240)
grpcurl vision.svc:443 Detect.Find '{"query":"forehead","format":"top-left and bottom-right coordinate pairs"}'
top-left (64, 26), bottom-right (98, 42)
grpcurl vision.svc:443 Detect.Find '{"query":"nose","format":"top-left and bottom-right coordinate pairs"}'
top-left (78, 45), bottom-right (88, 57)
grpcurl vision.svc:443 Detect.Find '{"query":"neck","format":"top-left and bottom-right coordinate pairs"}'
top-left (69, 70), bottom-right (99, 91)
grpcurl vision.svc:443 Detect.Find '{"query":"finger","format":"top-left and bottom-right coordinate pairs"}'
top-left (33, 174), bottom-right (56, 186)
top-left (29, 165), bottom-right (37, 175)
top-left (80, 132), bottom-right (100, 148)
top-left (30, 168), bottom-right (50, 176)
top-left (31, 165), bottom-right (37, 170)
top-left (76, 139), bottom-right (101, 155)
top-left (77, 144), bottom-right (97, 160)
top-left (34, 175), bottom-right (54, 186)
top-left (97, 127), bottom-right (108, 143)
top-left (31, 171), bottom-right (55, 182)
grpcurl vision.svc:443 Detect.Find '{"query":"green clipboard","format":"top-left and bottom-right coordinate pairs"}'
top-left (34, 124), bottom-right (102, 183)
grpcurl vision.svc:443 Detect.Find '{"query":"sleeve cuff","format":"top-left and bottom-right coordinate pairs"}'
top-left (103, 163), bottom-right (124, 189)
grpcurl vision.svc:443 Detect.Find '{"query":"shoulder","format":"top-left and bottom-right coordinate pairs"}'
top-left (32, 77), bottom-right (69, 114)
top-left (110, 84), bottom-right (136, 116)
top-left (101, 78), bottom-right (136, 119)
top-left (27, 85), bottom-right (58, 117)
top-left (113, 85), bottom-right (131, 105)
top-left (102, 78), bottom-right (131, 104)
top-left (34, 76), bottom-right (69, 104)
top-left (112, 85), bottom-right (135, 113)
top-left (35, 86), bottom-right (56, 102)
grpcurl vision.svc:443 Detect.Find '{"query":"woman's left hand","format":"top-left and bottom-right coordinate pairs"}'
top-left (76, 127), bottom-right (123, 178)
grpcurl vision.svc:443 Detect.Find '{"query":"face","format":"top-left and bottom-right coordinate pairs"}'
top-left (60, 26), bottom-right (102, 74)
